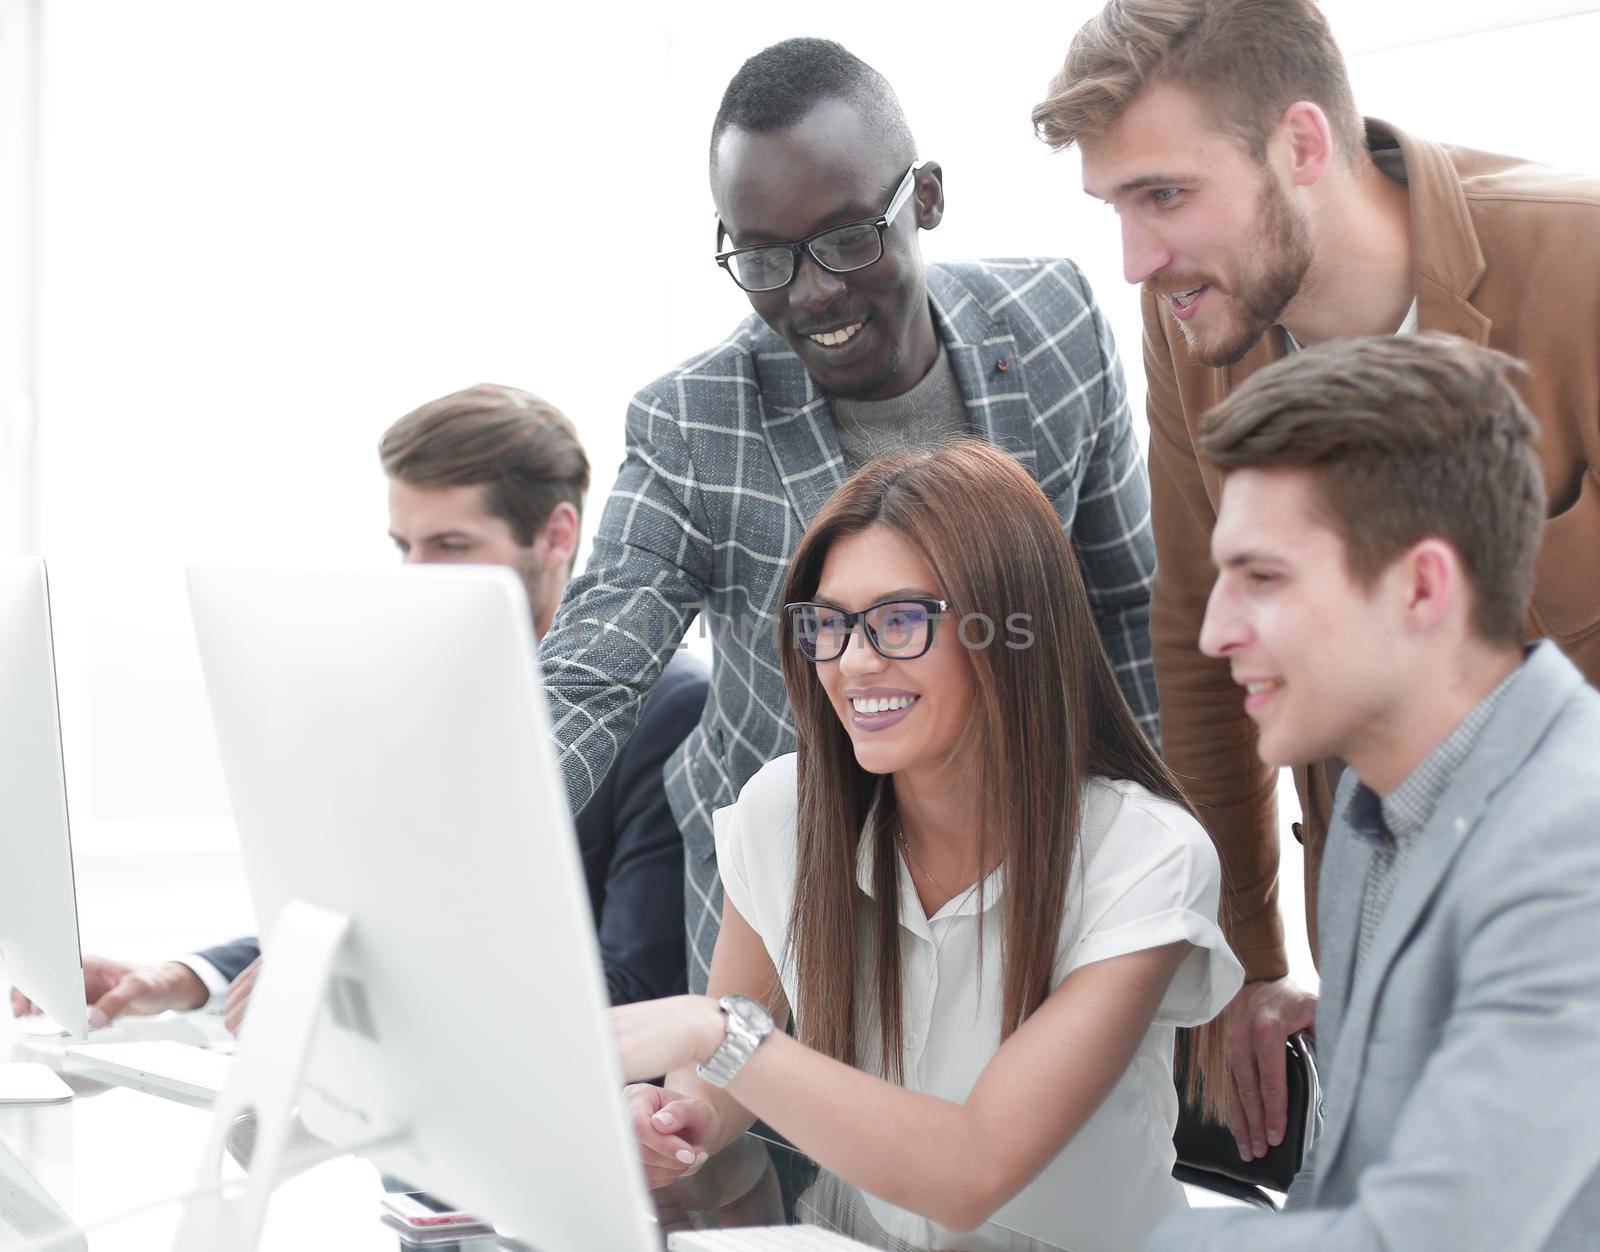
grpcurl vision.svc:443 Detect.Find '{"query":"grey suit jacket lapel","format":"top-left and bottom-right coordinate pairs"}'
top-left (1314, 771), bottom-right (1369, 1043)
top-left (752, 333), bottom-right (848, 533)
top-left (926, 266), bottom-right (1036, 475)
top-left (1305, 773), bottom-right (1370, 1197)
top-left (1311, 643), bottom-right (1581, 1192)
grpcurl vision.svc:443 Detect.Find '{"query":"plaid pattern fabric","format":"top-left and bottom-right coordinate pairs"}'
top-left (540, 258), bottom-right (1158, 989)
top-left (1346, 667), bottom-right (1519, 968)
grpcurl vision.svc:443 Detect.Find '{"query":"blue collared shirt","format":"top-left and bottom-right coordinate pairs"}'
top-left (1343, 664), bottom-right (1520, 969)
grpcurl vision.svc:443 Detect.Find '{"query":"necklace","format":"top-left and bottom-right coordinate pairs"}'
top-left (896, 826), bottom-right (951, 897)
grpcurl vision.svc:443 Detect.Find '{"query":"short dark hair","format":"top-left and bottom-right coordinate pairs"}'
top-left (1199, 334), bottom-right (1545, 648)
top-left (709, 38), bottom-right (916, 175)
top-left (1034, 0), bottom-right (1364, 164)
top-left (378, 383), bottom-right (590, 546)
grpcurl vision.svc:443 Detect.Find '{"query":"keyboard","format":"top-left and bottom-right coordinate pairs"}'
top-left (62, 1040), bottom-right (234, 1102)
top-left (667, 1226), bottom-right (882, 1251)
top-left (16, 1010), bottom-right (227, 1047)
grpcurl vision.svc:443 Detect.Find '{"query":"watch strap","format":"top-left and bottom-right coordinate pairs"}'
top-left (695, 995), bottom-right (770, 1088)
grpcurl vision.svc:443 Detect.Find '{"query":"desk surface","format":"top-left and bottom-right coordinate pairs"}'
top-left (654, 1132), bottom-right (1078, 1252)
top-left (2, 1012), bottom-right (1226, 1251)
top-left (0, 1090), bottom-right (1065, 1252)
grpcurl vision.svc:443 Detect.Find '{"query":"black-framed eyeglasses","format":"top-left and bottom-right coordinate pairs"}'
top-left (784, 597), bottom-right (948, 663)
top-left (715, 162), bottom-right (924, 294)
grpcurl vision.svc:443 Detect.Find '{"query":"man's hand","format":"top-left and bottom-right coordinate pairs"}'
top-left (1222, 976), bottom-right (1318, 1161)
top-left (9, 955), bottom-right (208, 1027)
top-left (223, 957), bottom-right (260, 1036)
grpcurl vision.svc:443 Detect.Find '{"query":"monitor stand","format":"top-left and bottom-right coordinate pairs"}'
top-left (173, 900), bottom-right (399, 1252)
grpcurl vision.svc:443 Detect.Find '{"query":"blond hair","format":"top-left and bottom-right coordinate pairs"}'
top-left (1034, 0), bottom-right (1363, 162)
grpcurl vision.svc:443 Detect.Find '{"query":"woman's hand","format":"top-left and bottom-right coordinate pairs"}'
top-left (625, 1083), bottom-right (722, 1189)
top-left (611, 994), bottom-right (725, 1083)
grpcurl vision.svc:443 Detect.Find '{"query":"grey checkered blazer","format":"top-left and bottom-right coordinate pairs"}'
top-left (542, 258), bottom-right (1158, 989)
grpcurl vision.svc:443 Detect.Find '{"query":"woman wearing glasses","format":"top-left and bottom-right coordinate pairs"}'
top-left (613, 442), bottom-right (1242, 1250)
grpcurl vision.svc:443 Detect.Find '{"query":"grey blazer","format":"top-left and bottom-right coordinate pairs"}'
top-left (1150, 641), bottom-right (1600, 1251)
top-left (540, 259), bottom-right (1158, 989)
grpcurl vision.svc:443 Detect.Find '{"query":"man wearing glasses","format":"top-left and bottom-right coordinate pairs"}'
top-left (539, 37), bottom-right (1158, 989)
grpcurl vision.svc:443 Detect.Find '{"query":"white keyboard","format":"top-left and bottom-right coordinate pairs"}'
top-left (16, 1010), bottom-right (227, 1047)
top-left (667, 1226), bottom-right (881, 1251)
top-left (62, 1040), bottom-right (234, 1102)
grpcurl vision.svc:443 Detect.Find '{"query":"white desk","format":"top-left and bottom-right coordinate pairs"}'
top-left (1, 1013), bottom-right (394, 1252)
top-left (3, 1008), bottom-right (1245, 1252)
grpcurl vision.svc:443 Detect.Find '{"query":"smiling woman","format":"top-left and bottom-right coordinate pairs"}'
top-left (610, 441), bottom-right (1243, 1249)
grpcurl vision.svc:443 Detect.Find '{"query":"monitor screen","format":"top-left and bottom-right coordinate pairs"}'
top-left (0, 557), bottom-right (86, 1041)
top-left (187, 563), bottom-right (659, 1252)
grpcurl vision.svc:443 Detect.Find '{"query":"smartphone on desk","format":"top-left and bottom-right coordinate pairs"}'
top-left (380, 1191), bottom-right (496, 1245)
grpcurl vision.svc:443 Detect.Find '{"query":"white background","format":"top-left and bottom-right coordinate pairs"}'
top-left (2, 1), bottom-right (1597, 967)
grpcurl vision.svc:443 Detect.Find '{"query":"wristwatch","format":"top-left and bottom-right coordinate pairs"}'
top-left (696, 995), bottom-right (774, 1088)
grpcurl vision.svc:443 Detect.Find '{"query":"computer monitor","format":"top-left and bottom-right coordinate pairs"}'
top-left (183, 563), bottom-right (659, 1252)
top-left (0, 557), bottom-right (87, 1044)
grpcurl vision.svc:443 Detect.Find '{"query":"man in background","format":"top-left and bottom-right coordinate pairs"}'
top-left (12, 384), bottom-right (706, 1029)
top-left (1151, 334), bottom-right (1600, 1250)
top-left (1036, 0), bottom-right (1600, 1157)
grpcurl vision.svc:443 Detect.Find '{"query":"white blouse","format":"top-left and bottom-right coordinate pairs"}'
top-left (713, 754), bottom-right (1244, 1252)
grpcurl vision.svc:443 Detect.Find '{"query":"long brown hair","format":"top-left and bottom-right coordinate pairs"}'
top-left (778, 441), bottom-right (1188, 1084)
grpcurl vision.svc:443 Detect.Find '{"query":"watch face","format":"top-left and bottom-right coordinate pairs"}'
top-left (724, 995), bottom-right (773, 1034)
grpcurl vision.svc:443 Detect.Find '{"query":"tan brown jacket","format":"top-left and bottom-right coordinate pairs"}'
top-left (1145, 119), bottom-right (1600, 980)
